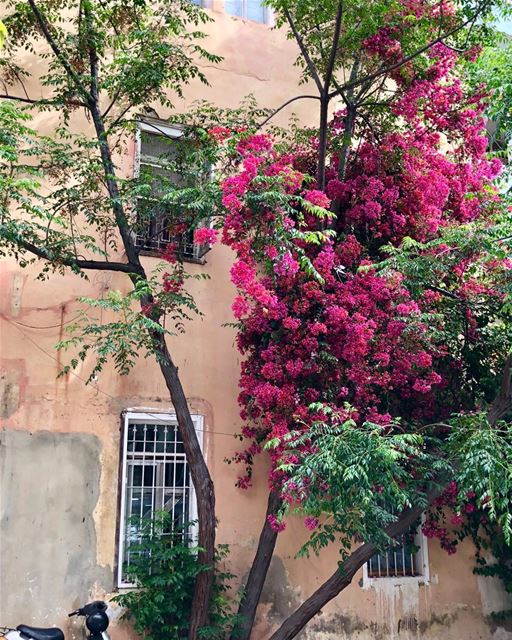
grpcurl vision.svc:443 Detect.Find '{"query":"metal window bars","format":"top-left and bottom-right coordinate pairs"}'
top-left (133, 130), bottom-right (210, 261)
top-left (121, 422), bottom-right (192, 584)
top-left (133, 205), bottom-right (209, 260)
top-left (367, 529), bottom-right (421, 578)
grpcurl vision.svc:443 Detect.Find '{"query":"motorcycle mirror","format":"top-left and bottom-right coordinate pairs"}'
top-left (68, 602), bottom-right (108, 618)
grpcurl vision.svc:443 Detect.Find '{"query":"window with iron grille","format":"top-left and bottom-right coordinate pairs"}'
top-left (117, 412), bottom-right (203, 587)
top-left (224, 0), bottom-right (271, 23)
top-left (365, 521), bottom-right (429, 583)
top-left (133, 120), bottom-right (210, 262)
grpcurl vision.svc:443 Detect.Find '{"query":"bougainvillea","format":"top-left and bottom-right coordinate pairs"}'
top-left (211, 17), bottom-right (510, 541)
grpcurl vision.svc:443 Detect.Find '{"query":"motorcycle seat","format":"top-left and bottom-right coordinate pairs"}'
top-left (17, 626), bottom-right (64, 640)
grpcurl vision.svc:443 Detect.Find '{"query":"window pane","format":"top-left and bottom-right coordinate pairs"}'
top-left (246, 0), bottom-right (266, 22)
top-left (140, 132), bottom-right (178, 163)
top-left (367, 528), bottom-right (422, 578)
top-left (225, 0), bottom-right (243, 17)
top-left (135, 126), bottom-right (212, 259)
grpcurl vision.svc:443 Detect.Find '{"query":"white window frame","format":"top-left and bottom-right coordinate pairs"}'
top-left (117, 411), bottom-right (204, 588)
top-left (134, 119), bottom-right (184, 181)
top-left (362, 518), bottom-right (430, 589)
top-left (133, 118), bottom-right (212, 261)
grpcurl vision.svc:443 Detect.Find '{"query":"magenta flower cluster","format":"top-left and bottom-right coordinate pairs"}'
top-left (209, 1), bottom-right (507, 535)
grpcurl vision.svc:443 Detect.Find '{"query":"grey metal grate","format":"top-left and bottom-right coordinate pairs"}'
top-left (367, 530), bottom-right (419, 578)
top-left (133, 132), bottom-right (210, 260)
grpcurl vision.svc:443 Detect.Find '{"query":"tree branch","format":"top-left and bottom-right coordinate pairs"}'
top-left (258, 95), bottom-right (321, 130)
top-left (487, 354), bottom-right (512, 426)
top-left (337, 103), bottom-right (356, 181)
top-left (323, 0), bottom-right (344, 94)
top-left (0, 93), bottom-right (43, 105)
top-left (84, 0), bottom-right (100, 104)
top-left (18, 238), bottom-right (138, 273)
top-left (316, 94), bottom-right (330, 190)
top-left (102, 85), bottom-right (124, 120)
top-left (27, 0), bottom-right (92, 103)
top-left (230, 490), bottom-right (282, 640)
top-left (269, 346), bottom-right (510, 640)
top-left (328, 0), bottom-right (491, 99)
top-left (429, 285), bottom-right (461, 302)
top-left (268, 493), bottom-right (438, 640)
top-left (284, 8), bottom-right (324, 95)
top-left (0, 93), bottom-right (87, 108)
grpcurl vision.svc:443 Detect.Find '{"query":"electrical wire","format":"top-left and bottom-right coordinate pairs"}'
top-left (3, 314), bottom-right (83, 330)
top-left (1, 313), bottom-right (240, 439)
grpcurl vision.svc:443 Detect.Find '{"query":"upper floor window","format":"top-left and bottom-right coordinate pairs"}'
top-left (117, 412), bottom-right (204, 587)
top-left (133, 119), bottom-right (211, 262)
top-left (190, 0), bottom-right (272, 24)
top-left (190, 0), bottom-right (213, 7)
top-left (224, 0), bottom-right (271, 24)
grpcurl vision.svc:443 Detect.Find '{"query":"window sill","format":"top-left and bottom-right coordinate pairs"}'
top-left (137, 249), bottom-right (207, 265)
top-left (362, 574), bottom-right (429, 590)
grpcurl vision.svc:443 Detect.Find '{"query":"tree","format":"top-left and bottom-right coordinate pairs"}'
top-left (1, 1), bottom-right (511, 640)
top-left (216, 1), bottom-right (512, 637)
top-left (467, 32), bottom-right (512, 189)
top-left (0, 1), bottom-right (221, 637)
top-left (0, 21), bottom-right (7, 48)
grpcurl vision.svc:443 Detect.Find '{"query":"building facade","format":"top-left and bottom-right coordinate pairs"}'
top-left (1, 3), bottom-right (511, 639)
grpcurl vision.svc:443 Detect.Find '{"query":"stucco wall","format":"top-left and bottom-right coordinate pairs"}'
top-left (0, 430), bottom-right (111, 623)
top-left (0, 3), bottom-right (511, 639)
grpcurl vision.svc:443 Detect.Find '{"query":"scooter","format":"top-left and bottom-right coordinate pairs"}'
top-left (1, 602), bottom-right (110, 640)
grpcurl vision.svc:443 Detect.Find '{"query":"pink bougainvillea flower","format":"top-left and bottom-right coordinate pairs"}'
top-left (193, 227), bottom-right (218, 245)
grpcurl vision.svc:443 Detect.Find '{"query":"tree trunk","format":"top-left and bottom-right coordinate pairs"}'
top-left (154, 334), bottom-right (216, 639)
top-left (316, 94), bottom-right (330, 191)
top-left (337, 104), bottom-right (356, 183)
top-left (85, 46), bottom-right (217, 634)
top-left (487, 354), bottom-right (512, 425)
top-left (230, 490), bottom-right (282, 640)
top-left (268, 498), bottom-right (435, 640)
top-left (329, 103), bottom-right (357, 223)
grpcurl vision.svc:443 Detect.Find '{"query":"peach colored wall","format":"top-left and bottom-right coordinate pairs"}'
top-left (0, 5), bottom-right (511, 640)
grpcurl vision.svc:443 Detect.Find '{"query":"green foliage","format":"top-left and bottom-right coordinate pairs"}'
top-left (466, 35), bottom-right (512, 191)
top-left (0, 20), bottom-right (7, 48)
top-left (56, 267), bottom-right (207, 380)
top-left (270, 405), bottom-right (448, 558)
top-left (378, 210), bottom-right (512, 410)
top-left (57, 288), bottom-right (164, 382)
top-left (443, 413), bottom-right (512, 619)
top-left (0, 0), bottom-right (223, 274)
top-left (1, 0), bottom-right (511, 627)
top-left (114, 514), bottom-right (240, 640)
top-left (267, 0), bottom-right (501, 89)
top-left (448, 414), bottom-right (512, 545)
top-left (273, 404), bottom-right (512, 570)
top-left (2, 0), bottom-right (221, 118)
top-left (0, 0), bottom-right (230, 383)
top-left (467, 37), bottom-right (512, 150)
top-left (473, 527), bottom-right (512, 621)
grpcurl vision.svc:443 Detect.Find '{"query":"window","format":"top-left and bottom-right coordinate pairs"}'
top-left (224, 0), bottom-right (271, 24)
top-left (363, 520), bottom-right (429, 586)
top-left (133, 119), bottom-right (210, 262)
top-left (117, 412), bottom-right (203, 587)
